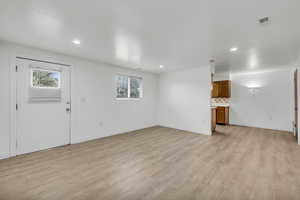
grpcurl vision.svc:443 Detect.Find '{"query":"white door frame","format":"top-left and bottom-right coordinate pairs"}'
top-left (9, 55), bottom-right (74, 157)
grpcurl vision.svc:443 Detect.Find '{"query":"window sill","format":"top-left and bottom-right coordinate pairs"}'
top-left (116, 98), bottom-right (142, 101)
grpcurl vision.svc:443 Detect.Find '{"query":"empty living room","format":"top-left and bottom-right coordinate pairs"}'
top-left (0, 0), bottom-right (300, 200)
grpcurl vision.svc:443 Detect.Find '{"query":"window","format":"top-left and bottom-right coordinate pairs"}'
top-left (116, 75), bottom-right (142, 99)
top-left (31, 69), bottom-right (61, 89)
top-left (130, 77), bottom-right (142, 98)
top-left (29, 68), bottom-right (62, 102)
top-left (116, 75), bottom-right (129, 98)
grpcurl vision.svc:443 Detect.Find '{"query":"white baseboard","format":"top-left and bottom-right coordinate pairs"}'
top-left (71, 125), bottom-right (159, 145)
top-left (0, 152), bottom-right (10, 160)
top-left (158, 124), bottom-right (211, 136)
top-left (229, 123), bottom-right (292, 132)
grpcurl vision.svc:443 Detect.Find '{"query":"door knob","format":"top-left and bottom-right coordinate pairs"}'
top-left (66, 108), bottom-right (71, 112)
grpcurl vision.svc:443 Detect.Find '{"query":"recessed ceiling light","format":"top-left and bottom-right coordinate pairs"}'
top-left (72, 39), bottom-right (81, 45)
top-left (230, 47), bottom-right (238, 52)
top-left (160, 65), bottom-right (164, 69)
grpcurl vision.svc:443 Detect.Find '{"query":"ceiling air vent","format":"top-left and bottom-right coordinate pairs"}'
top-left (259, 17), bottom-right (269, 24)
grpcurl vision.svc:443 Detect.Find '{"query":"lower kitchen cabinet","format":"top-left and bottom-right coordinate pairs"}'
top-left (216, 106), bottom-right (229, 125)
top-left (211, 107), bottom-right (217, 132)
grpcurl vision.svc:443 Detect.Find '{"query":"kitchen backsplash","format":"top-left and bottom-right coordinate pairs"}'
top-left (211, 98), bottom-right (230, 106)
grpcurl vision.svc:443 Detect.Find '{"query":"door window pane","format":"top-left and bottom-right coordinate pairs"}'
top-left (116, 75), bottom-right (128, 98)
top-left (32, 69), bottom-right (61, 89)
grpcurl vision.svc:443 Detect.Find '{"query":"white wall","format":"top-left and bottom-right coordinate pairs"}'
top-left (213, 71), bottom-right (230, 81)
top-left (71, 60), bottom-right (158, 144)
top-left (157, 67), bottom-right (211, 135)
top-left (0, 42), bottom-right (11, 159)
top-left (0, 40), bottom-right (159, 159)
top-left (230, 69), bottom-right (294, 131)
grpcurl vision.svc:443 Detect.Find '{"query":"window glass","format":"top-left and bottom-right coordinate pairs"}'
top-left (32, 69), bottom-right (61, 89)
top-left (130, 77), bottom-right (142, 98)
top-left (116, 75), bottom-right (143, 99)
top-left (116, 75), bottom-right (128, 98)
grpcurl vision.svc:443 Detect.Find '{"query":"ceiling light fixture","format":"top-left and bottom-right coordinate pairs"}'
top-left (230, 47), bottom-right (238, 52)
top-left (160, 65), bottom-right (164, 68)
top-left (259, 17), bottom-right (269, 24)
top-left (72, 39), bottom-right (81, 45)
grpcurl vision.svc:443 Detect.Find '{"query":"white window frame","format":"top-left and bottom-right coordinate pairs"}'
top-left (116, 75), bottom-right (143, 100)
top-left (30, 68), bottom-right (61, 89)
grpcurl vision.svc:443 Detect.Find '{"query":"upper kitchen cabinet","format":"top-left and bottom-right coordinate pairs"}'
top-left (212, 80), bottom-right (231, 98)
top-left (219, 80), bottom-right (231, 97)
top-left (212, 82), bottom-right (219, 98)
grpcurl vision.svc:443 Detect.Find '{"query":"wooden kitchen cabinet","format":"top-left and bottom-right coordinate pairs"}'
top-left (219, 80), bottom-right (231, 97)
top-left (216, 106), bottom-right (229, 125)
top-left (211, 107), bottom-right (217, 132)
top-left (211, 80), bottom-right (231, 98)
top-left (212, 82), bottom-right (219, 98)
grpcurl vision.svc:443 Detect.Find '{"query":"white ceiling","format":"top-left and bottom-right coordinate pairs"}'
top-left (0, 0), bottom-right (299, 73)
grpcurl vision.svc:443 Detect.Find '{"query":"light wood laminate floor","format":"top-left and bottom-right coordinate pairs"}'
top-left (0, 126), bottom-right (300, 200)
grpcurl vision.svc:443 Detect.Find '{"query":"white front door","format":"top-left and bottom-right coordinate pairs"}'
top-left (16, 58), bottom-right (71, 155)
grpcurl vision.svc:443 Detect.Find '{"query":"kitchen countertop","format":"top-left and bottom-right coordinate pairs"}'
top-left (211, 104), bottom-right (230, 107)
